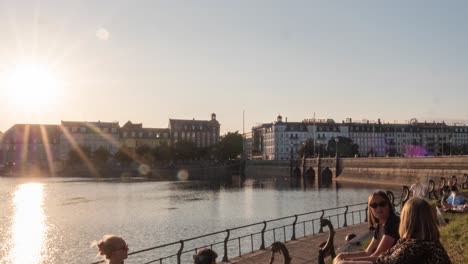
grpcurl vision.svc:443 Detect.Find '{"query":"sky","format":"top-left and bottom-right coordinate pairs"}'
top-left (1, 0), bottom-right (468, 134)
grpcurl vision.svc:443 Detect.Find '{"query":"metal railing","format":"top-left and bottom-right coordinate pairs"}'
top-left (91, 202), bottom-right (369, 264)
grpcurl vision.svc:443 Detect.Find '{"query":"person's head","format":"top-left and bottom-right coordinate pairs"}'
top-left (399, 197), bottom-right (440, 241)
top-left (367, 190), bottom-right (395, 226)
top-left (95, 235), bottom-right (128, 263)
top-left (193, 248), bottom-right (218, 264)
top-left (414, 176), bottom-right (421, 184)
top-left (450, 186), bottom-right (459, 195)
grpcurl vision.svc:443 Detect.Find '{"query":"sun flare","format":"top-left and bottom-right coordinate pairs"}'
top-left (5, 63), bottom-right (61, 112)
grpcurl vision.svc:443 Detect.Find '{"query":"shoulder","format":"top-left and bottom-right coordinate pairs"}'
top-left (384, 214), bottom-right (400, 239)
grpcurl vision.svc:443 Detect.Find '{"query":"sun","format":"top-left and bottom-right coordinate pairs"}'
top-left (5, 63), bottom-right (61, 112)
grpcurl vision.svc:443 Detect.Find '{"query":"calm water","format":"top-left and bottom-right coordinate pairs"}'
top-left (0, 177), bottom-right (393, 264)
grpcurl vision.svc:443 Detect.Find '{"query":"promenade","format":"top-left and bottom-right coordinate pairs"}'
top-left (228, 223), bottom-right (370, 264)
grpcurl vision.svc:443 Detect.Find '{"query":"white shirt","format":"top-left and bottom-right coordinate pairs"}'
top-left (409, 183), bottom-right (426, 197)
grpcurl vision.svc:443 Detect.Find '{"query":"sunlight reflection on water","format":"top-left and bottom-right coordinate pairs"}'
top-left (8, 183), bottom-right (46, 264)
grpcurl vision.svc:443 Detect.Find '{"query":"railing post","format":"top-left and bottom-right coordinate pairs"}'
top-left (260, 221), bottom-right (267, 250)
top-left (319, 210), bottom-right (325, 233)
top-left (222, 229), bottom-right (230, 262)
top-left (291, 215), bottom-right (298, 240)
top-left (364, 206), bottom-right (368, 223)
top-left (343, 206), bottom-right (349, 227)
top-left (177, 240), bottom-right (184, 264)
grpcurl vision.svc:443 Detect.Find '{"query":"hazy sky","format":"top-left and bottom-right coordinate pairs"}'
top-left (1, 0), bottom-right (468, 134)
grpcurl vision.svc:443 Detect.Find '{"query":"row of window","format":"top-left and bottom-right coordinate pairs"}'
top-left (122, 131), bottom-right (168, 138)
top-left (70, 127), bottom-right (118, 133)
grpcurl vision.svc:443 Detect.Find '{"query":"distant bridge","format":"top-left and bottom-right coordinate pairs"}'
top-left (245, 156), bottom-right (468, 187)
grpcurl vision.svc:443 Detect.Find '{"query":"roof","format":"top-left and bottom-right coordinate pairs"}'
top-left (1, 124), bottom-right (61, 143)
top-left (61, 120), bottom-right (119, 128)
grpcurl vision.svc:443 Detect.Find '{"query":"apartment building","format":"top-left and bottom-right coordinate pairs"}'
top-left (120, 121), bottom-right (170, 154)
top-left (60, 121), bottom-right (121, 159)
top-left (0, 124), bottom-right (61, 168)
top-left (169, 113), bottom-right (220, 148)
top-left (251, 116), bottom-right (468, 160)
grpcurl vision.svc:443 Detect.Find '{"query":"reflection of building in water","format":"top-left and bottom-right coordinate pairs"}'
top-left (169, 113), bottom-right (220, 148)
top-left (0, 124), bottom-right (61, 170)
top-left (250, 116), bottom-right (468, 159)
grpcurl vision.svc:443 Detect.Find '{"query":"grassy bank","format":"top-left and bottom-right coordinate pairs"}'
top-left (439, 190), bottom-right (468, 264)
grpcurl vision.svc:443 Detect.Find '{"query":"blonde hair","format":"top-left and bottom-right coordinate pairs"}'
top-left (93, 235), bottom-right (125, 259)
top-left (399, 197), bottom-right (440, 241)
top-left (367, 190), bottom-right (395, 226)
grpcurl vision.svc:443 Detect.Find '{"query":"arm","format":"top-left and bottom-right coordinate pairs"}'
top-left (334, 237), bottom-right (378, 262)
top-left (375, 241), bottom-right (421, 264)
top-left (350, 235), bottom-right (396, 262)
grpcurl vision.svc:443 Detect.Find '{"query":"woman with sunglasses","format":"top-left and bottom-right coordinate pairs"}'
top-left (94, 235), bottom-right (129, 264)
top-left (334, 191), bottom-right (400, 264)
top-left (374, 197), bottom-right (451, 264)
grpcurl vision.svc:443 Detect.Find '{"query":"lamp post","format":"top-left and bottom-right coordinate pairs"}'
top-left (335, 137), bottom-right (340, 158)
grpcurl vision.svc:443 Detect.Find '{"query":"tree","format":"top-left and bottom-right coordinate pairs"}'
top-left (298, 139), bottom-right (316, 158)
top-left (136, 144), bottom-right (153, 165)
top-left (215, 131), bottom-right (243, 160)
top-left (173, 140), bottom-right (197, 161)
top-left (152, 143), bottom-right (173, 164)
top-left (93, 146), bottom-right (111, 165)
top-left (68, 145), bottom-right (91, 167)
top-left (327, 137), bottom-right (359, 158)
top-left (114, 147), bottom-right (134, 166)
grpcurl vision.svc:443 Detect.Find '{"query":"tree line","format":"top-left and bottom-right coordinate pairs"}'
top-left (67, 131), bottom-right (243, 167)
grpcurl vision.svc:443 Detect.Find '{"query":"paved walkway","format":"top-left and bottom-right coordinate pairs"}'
top-left (226, 223), bottom-right (370, 264)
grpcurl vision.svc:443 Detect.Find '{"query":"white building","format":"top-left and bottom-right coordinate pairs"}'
top-left (251, 116), bottom-right (468, 160)
top-left (252, 115), bottom-right (348, 160)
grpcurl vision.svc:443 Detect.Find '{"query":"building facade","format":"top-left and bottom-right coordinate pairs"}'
top-left (252, 115), bottom-right (348, 160)
top-left (120, 121), bottom-right (170, 154)
top-left (60, 121), bottom-right (121, 160)
top-left (169, 113), bottom-right (220, 148)
top-left (0, 124), bottom-right (61, 169)
top-left (251, 116), bottom-right (468, 160)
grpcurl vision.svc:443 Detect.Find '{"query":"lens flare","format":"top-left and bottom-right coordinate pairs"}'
top-left (176, 169), bottom-right (189, 181)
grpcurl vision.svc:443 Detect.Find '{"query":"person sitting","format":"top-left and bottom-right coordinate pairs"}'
top-left (441, 186), bottom-right (466, 211)
top-left (333, 191), bottom-right (400, 264)
top-left (193, 248), bottom-right (218, 264)
top-left (375, 197), bottom-right (451, 264)
top-left (409, 176), bottom-right (426, 197)
top-left (94, 235), bottom-right (129, 264)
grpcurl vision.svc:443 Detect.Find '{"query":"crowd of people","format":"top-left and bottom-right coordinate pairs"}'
top-left (93, 178), bottom-right (466, 264)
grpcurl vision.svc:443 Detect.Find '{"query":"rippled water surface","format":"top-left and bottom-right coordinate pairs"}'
top-left (0, 177), bottom-right (394, 264)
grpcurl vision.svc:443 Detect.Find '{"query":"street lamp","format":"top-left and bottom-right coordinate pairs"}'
top-left (335, 137), bottom-right (340, 158)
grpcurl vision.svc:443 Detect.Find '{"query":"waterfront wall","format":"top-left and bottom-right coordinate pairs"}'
top-left (245, 156), bottom-right (468, 186)
top-left (338, 156), bottom-right (468, 185)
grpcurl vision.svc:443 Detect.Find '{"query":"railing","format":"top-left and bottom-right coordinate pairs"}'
top-left (91, 203), bottom-right (369, 264)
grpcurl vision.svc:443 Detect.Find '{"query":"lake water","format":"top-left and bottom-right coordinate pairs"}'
top-left (0, 177), bottom-right (396, 264)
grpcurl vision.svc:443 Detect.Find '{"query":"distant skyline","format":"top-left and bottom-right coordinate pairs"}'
top-left (1, 0), bottom-right (468, 133)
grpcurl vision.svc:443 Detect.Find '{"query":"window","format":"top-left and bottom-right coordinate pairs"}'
top-left (80, 127), bottom-right (86, 133)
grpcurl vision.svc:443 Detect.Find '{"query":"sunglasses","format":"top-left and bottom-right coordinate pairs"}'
top-left (369, 201), bottom-right (387, 209)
